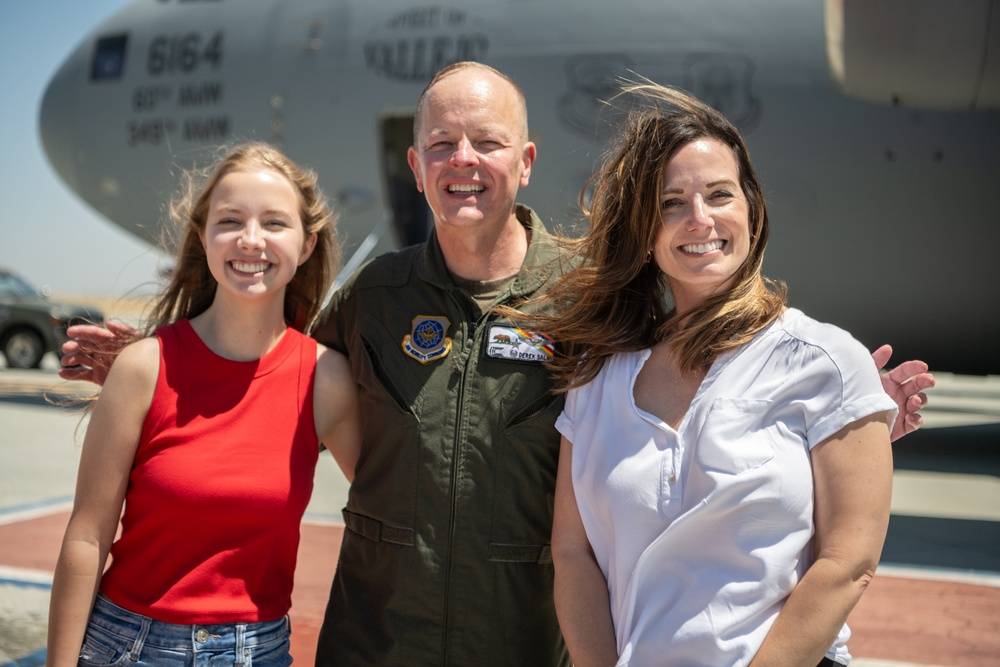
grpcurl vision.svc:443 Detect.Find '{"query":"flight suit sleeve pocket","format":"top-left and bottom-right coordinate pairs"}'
top-left (696, 398), bottom-right (775, 475)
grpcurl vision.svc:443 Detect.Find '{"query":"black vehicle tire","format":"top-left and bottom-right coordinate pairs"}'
top-left (2, 327), bottom-right (46, 369)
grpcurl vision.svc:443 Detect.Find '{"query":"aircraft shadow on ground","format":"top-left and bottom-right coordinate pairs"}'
top-left (883, 515), bottom-right (1000, 573)
top-left (885, 424), bottom-right (1000, 573)
top-left (892, 423), bottom-right (1000, 476)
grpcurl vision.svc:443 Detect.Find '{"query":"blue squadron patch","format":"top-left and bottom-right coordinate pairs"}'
top-left (402, 315), bottom-right (453, 364)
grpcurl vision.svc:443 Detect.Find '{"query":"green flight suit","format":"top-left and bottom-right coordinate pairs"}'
top-left (314, 206), bottom-right (572, 666)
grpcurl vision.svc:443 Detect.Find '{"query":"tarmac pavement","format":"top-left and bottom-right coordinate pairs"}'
top-left (1, 359), bottom-right (998, 666)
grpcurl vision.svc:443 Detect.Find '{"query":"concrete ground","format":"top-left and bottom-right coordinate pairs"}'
top-left (1, 362), bottom-right (998, 666)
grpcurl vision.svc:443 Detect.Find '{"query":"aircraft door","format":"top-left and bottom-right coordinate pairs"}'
top-left (380, 114), bottom-right (432, 247)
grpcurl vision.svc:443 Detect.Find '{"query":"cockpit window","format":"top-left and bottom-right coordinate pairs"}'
top-left (91, 34), bottom-right (128, 81)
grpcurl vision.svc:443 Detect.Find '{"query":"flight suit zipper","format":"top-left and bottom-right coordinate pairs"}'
top-left (441, 290), bottom-right (483, 665)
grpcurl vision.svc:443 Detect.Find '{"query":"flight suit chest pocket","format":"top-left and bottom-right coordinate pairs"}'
top-left (696, 398), bottom-right (776, 475)
top-left (348, 314), bottom-right (424, 526)
top-left (489, 388), bottom-right (564, 544)
top-left (356, 313), bottom-right (428, 415)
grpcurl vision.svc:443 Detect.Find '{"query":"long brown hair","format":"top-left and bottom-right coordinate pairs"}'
top-left (531, 81), bottom-right (786, 389)
top-left (148, 141), bottom-right (340, 334)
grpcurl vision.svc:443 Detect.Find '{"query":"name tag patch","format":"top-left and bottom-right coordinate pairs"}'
top-left (485, 324), bottom-right (554, 363)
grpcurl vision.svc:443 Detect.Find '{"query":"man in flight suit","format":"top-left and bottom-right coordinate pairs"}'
top-left (311, 61), bottom-right (573, 666)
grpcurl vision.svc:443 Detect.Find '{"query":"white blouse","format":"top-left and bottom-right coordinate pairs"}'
top-left (555, 308), bottom-right (897, 667)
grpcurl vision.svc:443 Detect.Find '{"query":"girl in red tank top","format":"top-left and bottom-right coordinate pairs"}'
top-left (48, 142), bottom-right (362, 666)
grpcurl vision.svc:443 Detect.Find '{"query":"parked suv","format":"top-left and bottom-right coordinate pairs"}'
top-left (0, 269), bottom-right (104, 369)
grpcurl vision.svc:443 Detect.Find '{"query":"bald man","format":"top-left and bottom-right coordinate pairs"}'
top-left (312, 62), bottom-right (571, 666)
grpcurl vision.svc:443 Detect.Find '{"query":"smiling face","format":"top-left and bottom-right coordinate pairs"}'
top-left (201, 169), bottom-right (317, 305)
top-left (653, 138), bottom-right (751, 313)
top-left (407, 66), bottom-right (535, 235)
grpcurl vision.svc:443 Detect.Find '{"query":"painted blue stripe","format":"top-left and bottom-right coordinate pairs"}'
top-left (0, 577), bottom-right (51, 590)
top-left (0, 648), bottom-right (46, 667)
top-left (0, 495), bottom-right (73, 517)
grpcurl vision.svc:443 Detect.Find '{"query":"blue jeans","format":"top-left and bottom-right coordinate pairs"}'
top-left (78, 594), bottom-right (292, 666)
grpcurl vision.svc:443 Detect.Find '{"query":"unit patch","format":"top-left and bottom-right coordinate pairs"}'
top-left (402, 315), bottom-right (453, 364)
top-left (485, 324), bottom-right (554, 363)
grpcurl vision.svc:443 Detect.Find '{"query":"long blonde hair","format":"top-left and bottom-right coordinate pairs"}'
top-left (531, 82), bottom-right (786, 389)
top-left (148, 141), bottom-right (340, 334)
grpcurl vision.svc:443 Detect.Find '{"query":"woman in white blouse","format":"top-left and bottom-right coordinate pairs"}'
top-left (533, 83), bottom-right (899, 667)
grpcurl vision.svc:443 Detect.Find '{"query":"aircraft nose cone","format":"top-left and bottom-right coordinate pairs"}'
top-left (39, 46), bottom-right (86, 192)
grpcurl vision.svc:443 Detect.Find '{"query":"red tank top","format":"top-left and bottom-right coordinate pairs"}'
top-left (100, 319), bottom-right (319, 623)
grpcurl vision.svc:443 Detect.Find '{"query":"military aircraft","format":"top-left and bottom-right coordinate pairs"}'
top-left (39, 0), bottom-right (1000, 373)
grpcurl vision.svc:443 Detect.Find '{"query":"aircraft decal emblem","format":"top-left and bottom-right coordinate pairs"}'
top-left (364, 7), bottom-right (489, 82)
top-left (684, 54), bottom-right (761, 131)
top-left (557, 55), bottom-right (633, 137)
top-left (402, 315), bottom-right (453, 364)
top-left (485, 324), bottom-right (554, 363)
top-left (557, 54), bottom-right (761, 136)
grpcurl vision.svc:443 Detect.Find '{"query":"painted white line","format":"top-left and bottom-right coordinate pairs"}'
top-left (918, 372), bottom-right (1000, 428)
top-left (877, 563), bottom-right (1000, 588)
top-left (0, 500), bottom-right (72, 526)
top-left (302, 513), bottom-right (345, 527)
top-left (853, 659), bottom-right (951, 667)
top-left (891, 470), bottom-right (1000, 521)
top-left (0, 566), bottom-right (52, 585)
